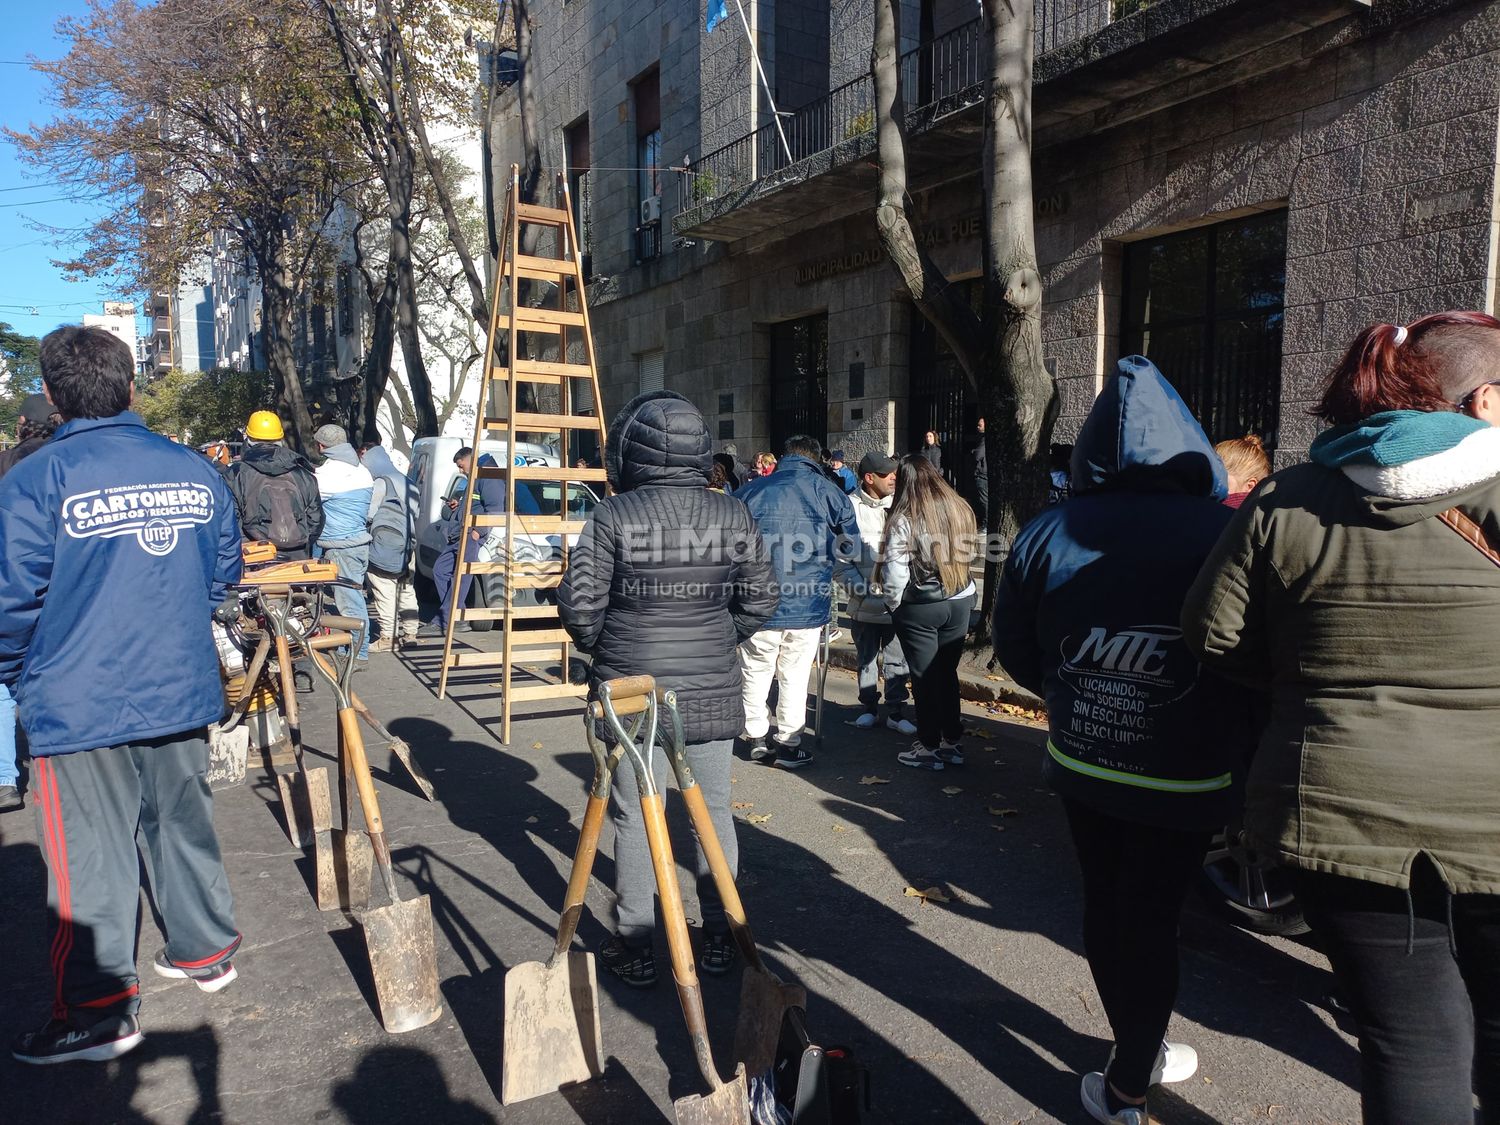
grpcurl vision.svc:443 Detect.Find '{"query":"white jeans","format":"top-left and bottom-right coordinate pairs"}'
top-left (367, 570), bottom-right (418, 640)
top-left (739, 626), bottom-right (822, 746)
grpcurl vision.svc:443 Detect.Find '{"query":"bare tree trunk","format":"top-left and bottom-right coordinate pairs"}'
top-left (871, 0), bottom-right (1058, 628)
top-left (359, 259), bottom-right (399, 443)
top-left (260, 253), bottom-right (315, 452)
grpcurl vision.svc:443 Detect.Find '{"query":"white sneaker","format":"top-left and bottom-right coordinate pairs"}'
top-left (853, 712), bottom-right (879, 729)
top-left (886, 714), bottom-right (917, 735)
top-left (1106, 1040), bottom-right (1198, 1086)
top-left (1080, 1072), bottom-right (1148, 1125)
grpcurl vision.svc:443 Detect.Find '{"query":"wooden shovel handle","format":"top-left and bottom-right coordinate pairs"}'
top-left (641, 790), bottom-right (722, 1091)
top-left (340, 707), bottom-right (386, 842)
top-left (600, 675), bottom-right (655, 702)
top-left (273, 633), bottom-right (301, 736)
top-left (679, 785), bottom-right (762, 970)
top-left (551, 793), bottom-right (608, 959)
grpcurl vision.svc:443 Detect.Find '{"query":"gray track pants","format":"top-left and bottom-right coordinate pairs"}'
top-left (609, 738), bottom-right (737, 942)
top-left (31, 729), bottom-right (240, 1020)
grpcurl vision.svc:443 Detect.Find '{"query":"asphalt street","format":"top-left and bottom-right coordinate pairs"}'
top-left (0, 630), bottom-right (1361, 1124)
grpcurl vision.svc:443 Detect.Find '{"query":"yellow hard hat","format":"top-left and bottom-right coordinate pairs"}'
top-left (245, 410), bottom-right (284, 442)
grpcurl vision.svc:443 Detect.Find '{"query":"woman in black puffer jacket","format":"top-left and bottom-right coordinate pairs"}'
top-left (559, 391), bottom-right (777, 986)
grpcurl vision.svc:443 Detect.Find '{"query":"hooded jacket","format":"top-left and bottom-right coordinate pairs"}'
top-left (0, 412), bottom-right (243, 755)
top-left (993, 356), bottom-right (1254, 830)
top-left (837, 484), bottom-right (895, 624)
top-left (224, 441), bottom-right (324, 555)
top-left (314, 443), bottom-right (378, 548)
top-left (558, 392), bottom-right (778, 744)
top-left (1184, 410), bottom-right (1500, 893)
top-left (735, 455), bottom-right (861, 631)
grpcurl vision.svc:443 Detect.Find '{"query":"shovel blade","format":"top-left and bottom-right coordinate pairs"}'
top-left (276, 772), bottom-right (313, 848)
top-left (672, 1064), bottom-right (752, 1125)
top-left (332, 829), bottom-right (373, 912)
top-left (362, 893), bottom-right (443, 1034)
top-left (501, 952), bottom-right (604, 1105)
top-left (733, 968), bottom-right (807, 1077)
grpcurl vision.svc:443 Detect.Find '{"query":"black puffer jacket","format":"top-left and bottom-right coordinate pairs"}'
top-left (559, 391), bottom-right (778, 744)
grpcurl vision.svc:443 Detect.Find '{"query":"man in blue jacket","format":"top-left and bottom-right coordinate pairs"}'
top-left (736, 435), bottom-right (861, 769)
top-left (0, 325), bottom-right (244, 1064)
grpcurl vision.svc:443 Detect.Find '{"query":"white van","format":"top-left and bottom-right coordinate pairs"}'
top-left (407, 435), bottom-right (601, 627)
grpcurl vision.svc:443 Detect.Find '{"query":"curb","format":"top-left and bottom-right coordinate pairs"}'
top-left (824, 643), bottom-right (1044, 710)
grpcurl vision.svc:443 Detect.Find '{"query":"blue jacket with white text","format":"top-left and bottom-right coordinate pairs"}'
top-left (0, 412), bottom-right (243, 756)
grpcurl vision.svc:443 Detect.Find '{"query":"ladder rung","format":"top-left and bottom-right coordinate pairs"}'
top-left (460, 558), bottom-right (569, 575)
top-left (506, 628), bottom-right (574, 645)
top-left (514, 308), bottom-right (586, 330)
top-left (454, 604), bottom-right (561, 621)
top-left (511, 574), bottom-right (565, 590)
top-left (465, 459), bottom-right (608, 484)
top-left (516, 359), bottom-right (595, 380)
top-left (445, 651), bottom-right (508, 668)
top-left (515, 202), bottom-right (571, 225)
top-left (468, 514), bottom-right (584, 532)
top-left (512, 411), bottom-right (603, 431)
top-left (513, 254), bottom-right (573, 279)
top-left (508, 682), bottom-right (588, 702)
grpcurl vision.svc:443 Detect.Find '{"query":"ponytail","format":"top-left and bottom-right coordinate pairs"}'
top-left (1314, 322), bottom-right (1450, 424)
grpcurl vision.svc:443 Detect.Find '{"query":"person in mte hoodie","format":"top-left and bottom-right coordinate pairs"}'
top-left (1184, 312), bottom-right (1500, 1125)
top-left (0, 326), bottom-right (244, 1064)
top-left (993, 356), bottom-right (1255, 1125)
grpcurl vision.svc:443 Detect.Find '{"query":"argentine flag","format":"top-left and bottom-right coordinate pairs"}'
top-left (706, 0), bottom-right (727, 32)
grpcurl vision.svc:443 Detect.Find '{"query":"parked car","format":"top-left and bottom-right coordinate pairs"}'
top-left (408, 435), bottom-right (601, 630)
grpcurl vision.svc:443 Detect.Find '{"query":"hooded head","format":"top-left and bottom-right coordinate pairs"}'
top-left (605, 390), bottom-right (712, 492)
top-left (1071, 355), bottom-right (1227, 500)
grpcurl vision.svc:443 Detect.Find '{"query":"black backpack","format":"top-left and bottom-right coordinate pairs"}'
top-left (243, 470), bottom-right (307, 551)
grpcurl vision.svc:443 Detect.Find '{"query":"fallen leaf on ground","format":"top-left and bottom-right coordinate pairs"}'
top-left (731, 800), bottom-right (754, 809)
top-left (903, 885), bottom-right (952, 905)
top-left (525, 815), bottom-right (538, 824)
top-left (941, 786), bottom-right (963, 796)
top-left (747, 813), bottom-right (772, 824)
top-left (832, 823), bottom-right (847, 833)
top-left (531, 741), bottom-right (544, 750)
top-left (988, 807), bottom-right (1018, 817)
top-left (860, 775), bottom-right (891, 785)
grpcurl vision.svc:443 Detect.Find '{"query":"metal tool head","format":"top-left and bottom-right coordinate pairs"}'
top-left (500, 951), bottom-right (604, 1105)
top-left (362, 892), bottom-right (443, 1033)
top-left (590, 677), bottom-right (660, 798)
top-left (671, 1063), bottom-right (752, 1125)
top-left (733, 971), bottom-right (808, 1078)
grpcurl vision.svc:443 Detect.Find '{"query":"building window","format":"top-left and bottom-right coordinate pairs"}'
top-left (908, 280), bottom-right (981, 488)
top-left (769, 314), bottom-right (828, 453)
top-left (638, 348), bottom-right (665, 394)
top-left (633, 69), bottom-right (662, 262)
top-left (1121, 210), bottom-right (1287, 450)
top-left (564, 116), bottom-right (591, 278)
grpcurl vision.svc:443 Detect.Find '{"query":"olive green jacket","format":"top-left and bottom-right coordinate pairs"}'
top-left (1182, 456), bottom-right (1500, 894)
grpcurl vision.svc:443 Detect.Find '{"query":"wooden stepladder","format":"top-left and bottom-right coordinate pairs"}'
top-left (437, 165), bottom-right (608, 743)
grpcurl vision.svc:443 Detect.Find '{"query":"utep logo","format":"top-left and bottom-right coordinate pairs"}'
top-left (63, 482), bottom-right (215, 556)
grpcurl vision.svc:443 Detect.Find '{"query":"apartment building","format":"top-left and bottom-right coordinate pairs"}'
top-left (493, 0), bottom-right (1500, 473)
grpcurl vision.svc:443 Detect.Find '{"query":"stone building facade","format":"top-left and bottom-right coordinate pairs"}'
top-left (495, 0), bottom-right (1500, 475)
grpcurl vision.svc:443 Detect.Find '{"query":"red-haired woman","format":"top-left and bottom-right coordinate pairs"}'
top-left (1185, 311), bottom-right (1500, 1122)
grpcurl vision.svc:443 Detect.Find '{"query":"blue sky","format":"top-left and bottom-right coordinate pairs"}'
top-left (0, 3), bottom-right (137, 340)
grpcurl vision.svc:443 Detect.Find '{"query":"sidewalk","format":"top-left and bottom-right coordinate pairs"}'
top-left (0, 632), bottom-right (1356, 1124)
top-left (824, 631), bottom-right (1045, 711)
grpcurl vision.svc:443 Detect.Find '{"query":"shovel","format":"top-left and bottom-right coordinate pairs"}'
top-left (307, 613), bottom-right (443, 1034)
top-left (260, 589), bottom-right (329, 849)
top-left (601, 679), bottom-right (752, 1125)
top-left (306, 648), bottom-right (433, 801)
top-left (654, 689), bottom-right (807, 1083)
top-left (499, 707), bottom-right (624, 1105)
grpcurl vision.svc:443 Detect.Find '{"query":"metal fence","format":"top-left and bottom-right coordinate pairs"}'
top-left (679, 2), bottom-right (1152, 212)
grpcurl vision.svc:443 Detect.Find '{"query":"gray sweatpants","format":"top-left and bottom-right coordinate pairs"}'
top-left (609, 738), bottom-right (737, 942)
top-left (31, 729), bottom-right (240, 1020)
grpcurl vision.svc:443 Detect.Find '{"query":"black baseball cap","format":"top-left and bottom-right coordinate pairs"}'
top-left (858, 451), bottom-right (898, 477)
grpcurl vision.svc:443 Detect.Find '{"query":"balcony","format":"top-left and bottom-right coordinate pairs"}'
top-left (674, 0), bottom-right (1371, 244)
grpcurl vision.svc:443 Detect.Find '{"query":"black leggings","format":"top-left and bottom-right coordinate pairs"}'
top-left (1297, 863), bottom-right (1500, 1124)
top-left (892, 594), bottom-right (973, 747)
top-left (1063, 798), bottom-right (1212, 1098)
